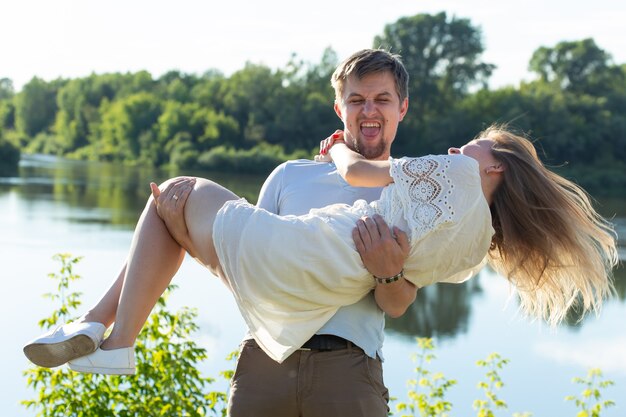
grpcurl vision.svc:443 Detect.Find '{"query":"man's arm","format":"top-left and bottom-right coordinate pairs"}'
top-left (353, 214), bottom-right (417, 317)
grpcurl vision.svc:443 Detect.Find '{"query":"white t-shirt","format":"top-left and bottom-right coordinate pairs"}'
top-left (252, 159), bottom-right (386, 359)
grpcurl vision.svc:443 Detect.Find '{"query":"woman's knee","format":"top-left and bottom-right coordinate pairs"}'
top-left (159, 176), bottom-right (196, 188)
top-left (188, 178), bottom-right (238, 209)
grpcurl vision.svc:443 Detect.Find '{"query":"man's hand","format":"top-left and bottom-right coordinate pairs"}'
top-left (352, 214), bottom-right (416, 317)
top-left (353, 214), bottom-right (409, 278)
top-left (150, 177), bottom-right (196, 254)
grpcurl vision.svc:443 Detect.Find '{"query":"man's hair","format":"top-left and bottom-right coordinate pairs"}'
top-left (331, 48), bottom-right (409, 103)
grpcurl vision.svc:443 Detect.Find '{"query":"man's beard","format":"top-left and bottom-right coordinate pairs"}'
top-left (351, 136), bottom-right (387, 160)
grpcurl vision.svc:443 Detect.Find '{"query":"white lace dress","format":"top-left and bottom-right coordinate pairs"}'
top-left (213, 154), bottom-right (494, 362)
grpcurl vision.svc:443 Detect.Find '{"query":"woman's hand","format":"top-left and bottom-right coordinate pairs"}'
top-left (314, 130), bottom-right (344, 162)
top-left (150, 177), bottom-right (196, 250)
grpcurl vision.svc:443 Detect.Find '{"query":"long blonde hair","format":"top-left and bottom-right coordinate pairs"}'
top-left (481, 125), bottom-right (618, 325)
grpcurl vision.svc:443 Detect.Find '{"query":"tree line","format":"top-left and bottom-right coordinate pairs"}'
top-left (1, 12), bottom-right (624, 195)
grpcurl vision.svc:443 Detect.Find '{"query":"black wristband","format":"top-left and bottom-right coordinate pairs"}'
top-left (374, 269), bottom-right (404, 284)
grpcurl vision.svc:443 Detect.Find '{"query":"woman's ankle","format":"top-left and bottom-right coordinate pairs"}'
top-left (78, 313), bottom-right (102, 325)
top-left (100, 336), bottom-right (133, 351)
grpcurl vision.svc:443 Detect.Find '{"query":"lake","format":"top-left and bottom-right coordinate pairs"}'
top-left (1, 154), bottom-right (625, 416)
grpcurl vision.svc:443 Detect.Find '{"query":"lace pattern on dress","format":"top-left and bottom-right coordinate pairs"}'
top-left (392, 156), bottom-right (455, 237)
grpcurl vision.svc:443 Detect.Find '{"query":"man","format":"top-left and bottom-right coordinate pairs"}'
top-left (223, 48), bottom-right (417, 417)
top-left (23, 48), bottom-right (416, 416)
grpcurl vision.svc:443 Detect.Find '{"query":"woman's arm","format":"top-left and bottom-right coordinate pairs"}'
top-left (329, 143), bottom-right (392, 187)
top-left (321, 132), bottom-right (392, 187)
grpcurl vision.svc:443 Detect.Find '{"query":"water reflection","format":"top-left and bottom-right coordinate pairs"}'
top-left (1, 155), bottom-right (265, 227)
top-left (387, 279), bottom-right (480, 340)
top-left (387, 263), bottom-right (626, 338)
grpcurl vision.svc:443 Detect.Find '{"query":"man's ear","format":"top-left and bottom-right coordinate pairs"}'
top-left (398, 98), bottom-right (409, 122)
top-left (334, 101), bottom-right (343, 120)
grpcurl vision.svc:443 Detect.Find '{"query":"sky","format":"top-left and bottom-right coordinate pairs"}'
top-left (3, 0), bottom-right (625, 92)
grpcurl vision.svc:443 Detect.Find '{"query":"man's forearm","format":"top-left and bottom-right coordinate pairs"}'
top-left (352, 214), bottom-right (413, 316)
top-left (374, 277), bottom-right (417, 318)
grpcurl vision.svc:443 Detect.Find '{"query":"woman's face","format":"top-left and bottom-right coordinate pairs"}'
top-left (448, 138), bottom-right (499, 172)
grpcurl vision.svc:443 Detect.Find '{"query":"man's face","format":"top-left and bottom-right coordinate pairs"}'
top-left (334, 71), bottom-right (408, 161)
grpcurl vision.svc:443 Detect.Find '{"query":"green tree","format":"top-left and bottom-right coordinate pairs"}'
top-left (117, 70), bottom-right (155, 97)
top-left (219, 63), bottom-right (285, 146)
top-left (96, 92), bottom-right (163, 163)
top-left (0, 77), bottom-right (14, 100)
top-left (158, 101), bottom-right (206, 149)
top-left (15, 77), bottom-right (60, 137)
top-left (421, 38), bottom-right (626, 196)
top-left (0, 99), bottom-right (15, 131)
top-left (529, 38), bottom-right (621, 95)
top-left (158, 101), bottom-right (240, 167)
top-left (53, 74), bottom-right (123, 153)
top-left (0, 129), bottom-right (20, 175)
top-left (527, 40), bottom-right (626, 169)
top-left (158, 101), bottom-right (230, 149)
top-left (374, 12), bottom-right (494, 154)
top-left (189, 70), bottom-right (228, 111)
top-left (264, 49), bottom-right (339, 152)
top-left (156, 70), bottom-right (201, 103)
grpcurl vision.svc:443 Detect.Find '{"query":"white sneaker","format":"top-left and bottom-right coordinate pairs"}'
top-left (68, 347), bottom-right (136, 375)
top-left (23, 321), bottom-right (106, 368)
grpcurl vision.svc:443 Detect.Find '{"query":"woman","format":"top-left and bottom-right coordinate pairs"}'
top-left (23, 125), bottom-right (617, 372)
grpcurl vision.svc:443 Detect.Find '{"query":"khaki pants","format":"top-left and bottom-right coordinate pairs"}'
top-left (228, 339), bottom-right (389, 417)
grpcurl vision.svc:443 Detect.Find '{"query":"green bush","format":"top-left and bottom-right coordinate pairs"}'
top-left (195, 143), bottom-right (310, 175)
top-left (395, 338), bottom-right (456, 417)
top-left (170, 140), bottom-right (201, 170)
top-left (24, 132), bottom-right (62, 155)
top-left (393, 338), bottom-right (616, 417)
top-left (22, 254), bottom-right (232, 416)
top-left (556, 163), bottom-right (626, 198)
top-left (565, 369), bottom-right (616, 417)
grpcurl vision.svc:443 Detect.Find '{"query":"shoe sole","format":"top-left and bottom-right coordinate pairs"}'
top-left (23, 334), bottom-right (96, 368)
top-left (68, 362), bottom-right (135, 375)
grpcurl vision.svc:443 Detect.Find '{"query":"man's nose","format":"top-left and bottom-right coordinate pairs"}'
top-left (362, 100), bottom-right (377, 115)
top-left (448, 147), bottom-right (460, 155)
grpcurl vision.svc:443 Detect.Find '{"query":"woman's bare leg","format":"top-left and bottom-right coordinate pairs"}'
top-left (78, 177), bottom-right (195, 328)
top-left (79, 264), bottom-right (127, 328)
top-left (97, 195), bottom-right (185, 349)
top-left (181, 178), bottom-right (240, 275)
top-left (99, 177), bottom-right (238, 350)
